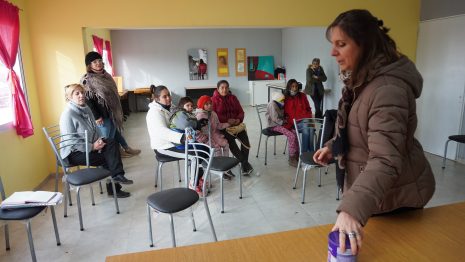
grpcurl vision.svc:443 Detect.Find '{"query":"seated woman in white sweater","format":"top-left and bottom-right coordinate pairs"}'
top-left (59, 84), bottom-right (131, 198)
top-left (146, 85), bottom-right (207, 195)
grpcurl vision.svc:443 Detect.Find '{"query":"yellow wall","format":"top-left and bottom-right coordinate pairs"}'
top-left (0, 0), bottom-right (420, 193)
top-left (0, 0), bottom-right (49, 195)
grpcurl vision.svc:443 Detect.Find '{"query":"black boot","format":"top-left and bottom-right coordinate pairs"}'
top-left (106, 182), bottom-right (130, 198)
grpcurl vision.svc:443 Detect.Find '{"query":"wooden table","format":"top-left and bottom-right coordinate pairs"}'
top-left (106, 202), bottom-right (465, 261)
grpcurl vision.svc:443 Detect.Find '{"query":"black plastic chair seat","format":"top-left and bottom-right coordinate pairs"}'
top-left (0, 206), bottom-right (46, 220)
top-left (203, 156), bottom-right (240, 172)
top-left (147, 188), bottom-right (199, 213)
top-left (449, 135), bottom-right (465, 143)
top-left (155, 152), bottom-right (183, 163)
top-left (300, 151), bottom-right (336, 166)
top-left (66, 168), bottom-right (111, 186)
top-left (262, 127), bottom-right (283, 137)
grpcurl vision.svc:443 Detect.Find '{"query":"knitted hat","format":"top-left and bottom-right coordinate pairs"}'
top-left (272, 92), bottom-right (285, 102)
top-left (197, 95), bottom-right (212, 109)
top-left (85, 51), bottom-right (102, 66)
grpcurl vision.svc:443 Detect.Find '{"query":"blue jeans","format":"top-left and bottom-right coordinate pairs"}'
top-left (114, 130), bottom-right (128, 149)
top-left (97, 118), bottom-right (116, 140)
top-left (297, 122), bottom-right (315, 152)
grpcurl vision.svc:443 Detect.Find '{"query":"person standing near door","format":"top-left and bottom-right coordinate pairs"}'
top-left (304, 58), bottom-right (327, 119)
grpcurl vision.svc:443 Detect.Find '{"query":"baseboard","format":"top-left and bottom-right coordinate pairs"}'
top-left (34, 173), bottom-right (62, 191)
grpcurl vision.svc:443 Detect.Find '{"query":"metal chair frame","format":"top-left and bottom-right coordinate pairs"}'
top-left (147, 142), bottom-right (217, 247)
top-left (154, 152), bottom-right (182, 191)
top-left (0, 177), bottom-right (61, 262)
top-left (255, 104), bottom-right (288, 165)
top-left (43, 129), bottom-right (120, 231)
top-left (442, 135), bottom-right (465, 169)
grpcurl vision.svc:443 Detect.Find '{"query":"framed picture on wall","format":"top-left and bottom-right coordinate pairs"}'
top-left (247, 56), bottom-right (275, 81)
top-left (217, 48), bottom-right (229, 77)
top-left (235, 48), bottom-right (246, 77)
top-left (188, 48), bottom-right (208, 80)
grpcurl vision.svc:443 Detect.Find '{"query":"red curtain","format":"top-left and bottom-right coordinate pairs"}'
top-left (0, 0), bottom-right (34, 138)
top-left (105, 40), bottom-right (114, 76)
top-left (92, 35), bottom-right (104, 55)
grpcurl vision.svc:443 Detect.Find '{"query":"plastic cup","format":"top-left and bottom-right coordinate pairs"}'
top-left (328, 231), bottom-right (357, 262)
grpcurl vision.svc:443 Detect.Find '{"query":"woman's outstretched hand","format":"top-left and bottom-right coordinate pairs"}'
top-left (331, 211), bottom-right (363, 255)
top-left (313, 146), bottom-right (333, 166)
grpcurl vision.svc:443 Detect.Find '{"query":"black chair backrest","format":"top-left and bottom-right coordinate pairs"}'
top-left (322, 109), bottom-right (338, 146)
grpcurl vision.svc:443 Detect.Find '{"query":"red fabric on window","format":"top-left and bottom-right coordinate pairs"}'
top-left (105, 40), bottom-right (114, 76)
top-left (92, 35), bottom-right (104, 55)
top-left (0, 0), bottom-right (34, 138)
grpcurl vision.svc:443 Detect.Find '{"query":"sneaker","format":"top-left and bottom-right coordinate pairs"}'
top-left (113, 175), bottom-right (134, 185)
top-left (226, 170), bottom-right (236, 177)
top-left (241, 163), bottom-right (254, 176)
top-left (189, 181), bottom-right (205, 197)
top-left (106, 183), bottom-right (131, 198)
top-left (125, 147), bottom-right (141, 155)
top-left (223, 172), bottom-right (232, 180)
top-left (120, 148), bottom-right (134, 158)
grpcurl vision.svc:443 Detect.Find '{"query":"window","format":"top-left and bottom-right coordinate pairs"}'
top-left (0, 47), bottom-right (28, 129)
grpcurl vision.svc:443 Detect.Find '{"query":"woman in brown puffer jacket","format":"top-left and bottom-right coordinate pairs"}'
top-left (314, 9), bottom-right (435, 255)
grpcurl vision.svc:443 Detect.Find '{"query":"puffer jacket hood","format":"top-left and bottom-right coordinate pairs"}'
top-left (375, 56), bottom-right (423, 98)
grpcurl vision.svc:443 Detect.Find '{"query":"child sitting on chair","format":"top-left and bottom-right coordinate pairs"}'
top-left (169, 97), bottom-right (208, 145)
top-left (266, 92), bottom-right (299, 167)
top-left (195, 95), bottom-right (235, 179)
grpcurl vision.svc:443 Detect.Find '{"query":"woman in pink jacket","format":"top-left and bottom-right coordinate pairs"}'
top-left (212, 80), bottom-right (253, 175)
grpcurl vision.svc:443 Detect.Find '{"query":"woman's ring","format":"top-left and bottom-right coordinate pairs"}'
top-left (348, 232), bottom-right (357, 238)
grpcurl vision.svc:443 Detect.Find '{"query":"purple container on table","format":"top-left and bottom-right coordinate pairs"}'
top-left (328, 231), bottom-right (357, 262)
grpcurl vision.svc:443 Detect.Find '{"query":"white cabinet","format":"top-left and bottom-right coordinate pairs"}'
top-left (249, 80), bottom-right (285, 106)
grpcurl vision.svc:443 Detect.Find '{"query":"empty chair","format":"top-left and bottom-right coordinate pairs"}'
top-left (147, 142), bottom-right (217, 247)
top-left (44, 129), bottom-right (120, 231)
top-left (0, 177), bottom-right (60, 262)
top-left (153, 150), bottom-right (183, 191)
top-left (255, 104), bottom-right (287, 165)
top-left (293, 117), bottom-right (335, 204)
top-left (442, 135), bottom-right (465, 169)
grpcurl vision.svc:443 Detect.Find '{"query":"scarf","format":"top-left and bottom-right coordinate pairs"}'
top-left (81, 70), bottom-right (123, 130)
top-left (332, 55), bottom-right (391, 168)
top-left (68, 101), bottom-right (99, 141)
top-left (157, 101), bottom-right (171, 112)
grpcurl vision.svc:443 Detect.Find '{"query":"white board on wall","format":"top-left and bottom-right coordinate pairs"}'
top-left (416, 15), bottom-right (465, 159)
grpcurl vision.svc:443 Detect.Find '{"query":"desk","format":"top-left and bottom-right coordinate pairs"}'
top-left (106, 202), bottom-right (465, 261)
top-left (118, 90), bottom-right (130, 118)
top-left (185, 86), bottom-right (216, 104)
top-left (133, 88), bottom-right (152, 112)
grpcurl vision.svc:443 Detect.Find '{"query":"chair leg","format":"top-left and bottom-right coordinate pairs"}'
top-left (283, 138), bottom-right (288, 155)
top-left (55, 162), bottom-right (59, 192)
top-left (221, 173), bottom-right (225, 213)
top-left (90, 184), bottom-right (95, 206)
top-left (4, 224), bottom-right (10, 250)
top-left (63, 182), bottom-right (69, 218)
top-left (177, 161), bottom-right (182, 182)
top-left (256, 133), bottom-right (262, 158)
top-left (99, 181), bottom-right (103, 194)
top-left (264, 136), bottom-right (269, 165)
top-left (159, 163), bottom-right (164, 191)
top-left (190, 206), bottom-right (197, 232)
top-left (301, 167), bottom-right (309, 204)
top-left (325, 166), bottom-right (329, 175)
top-left (25, 220), bottom-right (37, 262)
top-left (336, 186), bottom-right (341, 201)
top-left (169, 214), bottom-right (176, 247)
top-left (273, 136), bottom-right (277, 155)
top-left (442, 139), bottom-right (452, 169)
top-left (239, 164), bottom-right (243, 199)
top-left (293, 160), bottom-right (301, 189)
top-left (318, 168), bottom-right (322, 187)
top-left (147, 205), bottom-right (154, 247)
top-left (111, 179), bottom-right (120, 214)
top-left (203, 197), bottom-right (218, 242)
top-left (76, 187), bottom-right (84, 231)
top-left (50, 206), bottom-right (61, 246)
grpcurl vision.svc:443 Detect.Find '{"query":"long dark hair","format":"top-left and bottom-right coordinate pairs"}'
top-left (326, 9), bottom-right (399, 84)
top-left (284, 79), bottom-right (299, 97)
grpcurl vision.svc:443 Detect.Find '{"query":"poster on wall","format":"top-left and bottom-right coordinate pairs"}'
top-left (188, 48), bottom-right (208, 80)
top-left (217, 48), bottom-right (229, 77)
top-left (235, 48), bottom-right (246, 77)
top-left (247, 56), bottom-right (275, 81)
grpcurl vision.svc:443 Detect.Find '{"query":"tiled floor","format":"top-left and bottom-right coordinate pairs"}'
top-left (1, 106), bottom-right (465, 261)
